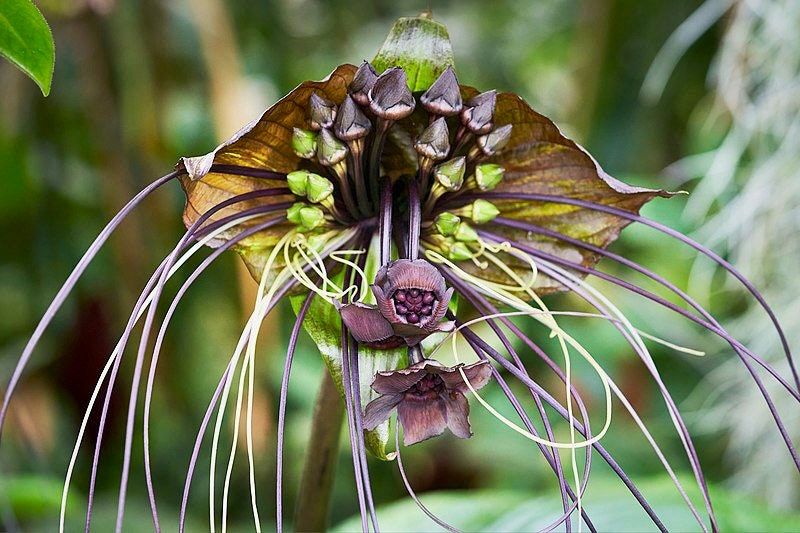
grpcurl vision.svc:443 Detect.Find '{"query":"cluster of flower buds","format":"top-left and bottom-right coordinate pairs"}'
top-left (285, 61), bottom-right (511, 232)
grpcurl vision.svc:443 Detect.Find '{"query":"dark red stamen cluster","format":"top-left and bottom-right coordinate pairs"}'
top-left (393, 289), bottom-right (437, 324)
top-left (406, 373), bottom-right (444, 400)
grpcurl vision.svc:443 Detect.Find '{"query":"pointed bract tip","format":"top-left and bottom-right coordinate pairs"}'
top-left (291, 128), bottom-right (318, 159)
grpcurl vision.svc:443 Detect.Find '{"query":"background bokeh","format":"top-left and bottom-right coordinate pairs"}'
top-left (1, 0), bottom-right (798, 530)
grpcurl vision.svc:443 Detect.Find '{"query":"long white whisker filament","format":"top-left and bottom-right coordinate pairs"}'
top-left (215, 232), bottom-right (294, 533)
top-left (58, 213), bottom-right (262, 533)
top-left (212, 229), bottom-right (358, 532)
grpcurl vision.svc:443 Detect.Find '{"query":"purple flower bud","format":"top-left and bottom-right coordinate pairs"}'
top-left (334, 95), bottom-right (372, 141)
top-left (309, 92), bottom-right (337, 130)
top-left (368, 67), bottom-right (416, 121)
top-left (460, 90), bottom-right (496, 134)
top-left (477, 124), bottom-right (513, 156)
top-left (420, 66), bottom-right (462, 116)
top-left (349, 61), bottom-right (378, 106)
top-left (363, 359), bottom-right (493, 445)
top-left (414, 117), bottom-right (450, 161)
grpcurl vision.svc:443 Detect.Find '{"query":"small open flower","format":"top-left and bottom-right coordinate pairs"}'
top-left (364, 359), bottom-right (492, 445)
top-left (340, 259), bottom-right (454, 347)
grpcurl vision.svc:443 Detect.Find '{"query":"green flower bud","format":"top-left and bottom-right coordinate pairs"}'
top-left (470, 199), bottom-right (500, 224)
top-left (317, 128), bottom-right (348, 166)
top-left (287, 170), bottom-right (310, 197)
top-left (434, 157), bottom-right (466, 191)
top-left (448, 242), bottom-right (473, 261)
top-left (454, 222), bottom-right (479, 242)
top-left (298, 206), bottom-right (325, 230)
top-left (475, 163), bottom-right (504, 191)
top-left (306, 173), bottom-right (334, 203)
top-left (291, 128), bottom-right (318, 159)
top-left (287, 202), bottom-right (308, 225)
top-left (288, 202), bottom-right (325, 231)
top-left (434, 212), bottom-right (461, 236)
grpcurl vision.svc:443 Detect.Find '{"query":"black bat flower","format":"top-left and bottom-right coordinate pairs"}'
top-left (340, 259), bottom-right (454, 347)
top-left (363, 359), bottom-right (492, 445)
top-left (2, 12), bottom-right (798, 533)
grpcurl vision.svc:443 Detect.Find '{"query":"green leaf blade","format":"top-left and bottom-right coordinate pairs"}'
top-left (372, 14), bottom-right (455, 92)
top-left (0, 0), bottom-right (55, 96)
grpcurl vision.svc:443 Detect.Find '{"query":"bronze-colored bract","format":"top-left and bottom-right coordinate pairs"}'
top-left (178, 60), bottom-right (668, 291)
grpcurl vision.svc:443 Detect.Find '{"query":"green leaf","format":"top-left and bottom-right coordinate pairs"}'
top-left (0, 0), bottom-right (55, 96)
top-left (0, 474), bottom-right (78, 520)
top-left (372, 14), bottom-right (455, 92)
top-left (291, 236), bottom-right (404, 460)
top-left (333, 476), bottom-right (800, 532)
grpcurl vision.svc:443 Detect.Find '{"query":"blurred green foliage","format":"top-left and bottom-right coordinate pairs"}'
top-left (0, 0), bottom-right (795, 530)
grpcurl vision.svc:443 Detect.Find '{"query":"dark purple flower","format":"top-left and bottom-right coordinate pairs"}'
top-left (339, 259), bottom-right (454, 347)
top-left (363, 359), bottom-right (493, 445)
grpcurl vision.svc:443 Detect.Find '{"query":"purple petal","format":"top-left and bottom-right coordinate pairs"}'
top-left (390, 322), bottom-right (429, 338)
top-left (363, 394), bottom-right (402, 430)
top-left (440, 360), bottom-right (493, 394)
top-left (372, 284), bottom-right (400, 322)
top-left (371, 364), bottom-right (427, 395)
top-left (429, 287), bottom-right (454, 326)
top-left (381, 259), bottom-right (447, 294)
top-left (443, 392), bottom-right (472, 439)
top-left (339, 302), bottom-right (395, 344)
top-left (397, 397), bottom-right (448, 445)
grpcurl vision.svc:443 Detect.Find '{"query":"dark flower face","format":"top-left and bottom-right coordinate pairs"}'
top-left (363, 359), bottom-right (492, 445)
top-left (340, 259), bottom-right (454, 347)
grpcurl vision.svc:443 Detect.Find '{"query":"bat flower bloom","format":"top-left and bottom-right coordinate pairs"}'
top-left (363, 359), bottom-right (492, 445)
top-left (3, 13), bottom-right (799, 533)
top-left (340, 259), bottom-right (455, 347)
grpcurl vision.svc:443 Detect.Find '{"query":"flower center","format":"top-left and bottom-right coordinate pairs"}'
top-left (406, 373), bottom-right (445, 400)
top-left (392, 289), bottom-right (437, 324)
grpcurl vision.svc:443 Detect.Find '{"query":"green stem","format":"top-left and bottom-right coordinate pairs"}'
top-left (294, 370), bottom-right (344, 531)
